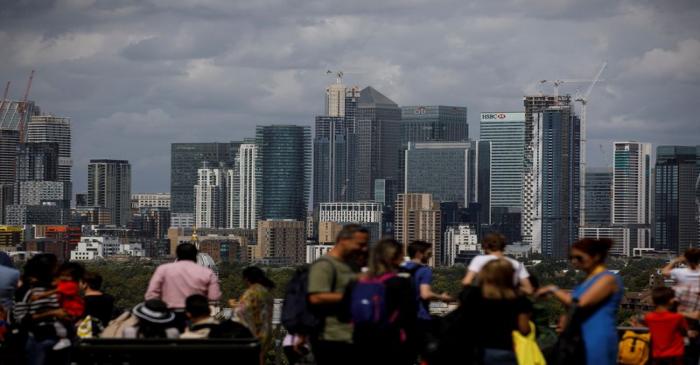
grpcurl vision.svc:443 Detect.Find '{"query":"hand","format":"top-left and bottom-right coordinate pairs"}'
top-left (440, 293), bottom-right (454, 302)
top-left (227, 299), bottom-right (239, 308)
top-left (675, 256), bottom-right (687, 264)
top-left (535, 285), bottom-right (558, 298)
top-left (293, 335), bottom-right (307, 354)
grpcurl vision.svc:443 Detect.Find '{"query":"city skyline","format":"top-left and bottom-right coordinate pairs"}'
top-left (1, 1), bottom-right (698, 192)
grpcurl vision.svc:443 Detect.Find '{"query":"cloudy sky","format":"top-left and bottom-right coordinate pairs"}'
top-left (1, 0), bottom-right (699, 193)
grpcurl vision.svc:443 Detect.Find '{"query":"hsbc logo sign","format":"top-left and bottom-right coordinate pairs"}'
top-left (480, 112), bottom-right (525, 122)
top-left (481, 113), bottom-right (507, 120)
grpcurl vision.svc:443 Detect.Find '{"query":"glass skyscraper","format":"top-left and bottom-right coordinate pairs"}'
top-left (400, 105), bottom-right (468, 145)
top-left (584, 168), bottom-right (612, 226)
top-left (256, 125), bottom-right (311, 221)
top-left (87, 159), bottom-right (131, 227)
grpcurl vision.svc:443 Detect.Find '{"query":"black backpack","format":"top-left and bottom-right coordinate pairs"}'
top-left (281, 260), bottom-right (337, 336)
top-left (398, 263), bottom-right (429, 315)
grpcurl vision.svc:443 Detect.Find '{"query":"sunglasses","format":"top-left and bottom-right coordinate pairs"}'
top-left (569, 255), bottom-right (586, 262)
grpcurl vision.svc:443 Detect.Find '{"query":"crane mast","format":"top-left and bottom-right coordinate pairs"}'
top-left (17, 70), bottom-right (35, 143)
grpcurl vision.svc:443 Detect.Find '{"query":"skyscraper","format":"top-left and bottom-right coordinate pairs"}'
top-left (236, 142), bottom-right (258, 229)
top-left (400, 105), bottom-right (468, 145)
top-left (584, 168), bottom-right (612, 226)
top-left (394, 193), bottom-right (441, 266)
top-left (194, 165), bottom-right (229, 229)
top-left (479, 112), bottom-right (525, 218)
top-left (522, 102), bottom-right (581, 258)
top-left (0, 129), bottom-right (19, 185)
top-left (313, 116), bottom-right (350, 207)
top-left (170, 142), bottom-right (240, 214)
top-left (256, 125), bottom-right (311, 221)
top-left (87, 160), bottom-right (131, 226)
top-left (256, 219), bottom-right (306, 265)
top-left (16, 142), bottom-right (59, 182)
top-left (352, 87), bottom-right (401, 201)
top-left (655, 146), bottom-right (700, 254)
top-left (27, 116), bottom-right (72, 183)
top-left (612, 142), bottom-right (652, 226)
top-left (0, 100), bottom-right (40, 133)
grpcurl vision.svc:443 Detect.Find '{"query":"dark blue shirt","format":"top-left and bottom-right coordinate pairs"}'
top-left (401, 261), bottom-right (433, 320)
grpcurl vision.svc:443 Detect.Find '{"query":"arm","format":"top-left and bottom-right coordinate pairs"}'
top-left (144, 267), bottom-right (164, 300)
top-left (462, 271), bottom-right (477, 286)
top-left (207, 272), bottom-right (222, 303)
top-left (538, 275), bottom-right (618, 308)
top-left (662, 257), bottom-right (685, 278)
top-left (307, 261), bottom-right (343, 305)
top-left (419, 269), bottom-right (452, 301)
top-left (519, 278), bottom-right (534, 295)
top-left (517, 312), bottom-right (531, 335)
top-left (308, 292), bottom-right (344, 305)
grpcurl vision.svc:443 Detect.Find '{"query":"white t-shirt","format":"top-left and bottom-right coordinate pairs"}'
top-left (468, 254), bottom-right (530, 284)
top-left (670, 267), bottom-right (700, 287)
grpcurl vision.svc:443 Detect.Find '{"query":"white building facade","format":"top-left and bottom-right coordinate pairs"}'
top-left (131, 193), bottom-right (171, 209)
top-left (443, 225), bottom-right (479, 266)
top-left (195, 167), bottom-right (228, 228)
top-left (70, 236), bottom-right (120, 260)
top-left (319, 202), bottom-right (383, 225)
top-left (237, 143), bottom-right (258, 230)
top-left (306, 244), bottom-right (334, 264)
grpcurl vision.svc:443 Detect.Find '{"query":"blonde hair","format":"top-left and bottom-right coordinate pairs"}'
top-left (368, 239), bottom-right (402, 277)
top-left (480, 258), bottom-right (517, 300)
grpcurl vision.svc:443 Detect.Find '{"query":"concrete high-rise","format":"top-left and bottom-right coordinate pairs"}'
top-left (394, 193), bottom-right (441, 266)
top-left (87, 160), bottom-right (131, 227)
top-left (319, 201), bottom-right (383, 241)
top-left (585, 168), bottom-right (612, 226)
top-left (194, 165), bottom-right (228, 229)
top-left (256, 125), bottom-right (311, 221)
top-left (654, 146), bottom-right (700, 254)
top-left (0, 129), bottom-right (19, 185)
top-left (236, 142), bottom-right (258, 229)
top-left (256, 219), bottom-right (306, 265)
top-left (400, 105), bottom-right (468, 145)
top-left (0, 100), bottom-right (40, 134)
top-left (352, 87), bottom-right (401, 201)
top-left (16, 143), bottom-right (59, 182)
top-left (170, 142), bottom-right (240, 214)
top-left (479, 112), bottom-right (525, 217)
top-left (522, 102), bottom-right (581, 258)
top-left (612, 142), bottom-right (652, 226)
top-left (27, 116), bottom-right (72, 183)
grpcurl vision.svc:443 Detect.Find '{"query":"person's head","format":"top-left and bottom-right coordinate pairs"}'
top-left (481, 233), bottom-right (507, 254)
top-left (132, 299), bottom-right (176, 338)
top-left (368, 238), bottom-right (403, 277)
top-left (685, 248), bottom-right (700, 269)
top-left (651, 286), bottom-right (676, 308)
top-left (23, 253), bottom-right (58, 287)
top-left (408, 241), bottom-right (433, 264)
top-left (570, 238), bottom-right (614, 273)
top-left (480, 258), bottom-right (517, 300)
top-left (351, 226), bottom-right (371, 267)
top-left (242, 266), bottom-right (275, 289)
top-left (58, 261), bottom-right (85, 282)
top-left (185, 294), bottom-right (211, 321)
top-left (176, 243), bottom-right (198, 262)
top-left (335, 224), bottom-right (364, 259)
top-left (0, 251), bottom-right (14, 269)
top-left (81, 271), bottom-right (103, 292)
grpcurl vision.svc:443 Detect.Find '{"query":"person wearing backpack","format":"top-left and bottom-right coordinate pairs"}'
top-left (400, 241), bottom-right (452, 359)
top-left (307, 224), bottom-right (366, 365)
top-left (347, 238), bottom-right (417, 365)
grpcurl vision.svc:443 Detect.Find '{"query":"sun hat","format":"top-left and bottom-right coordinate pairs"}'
top-left (132, 299), bottom-right (176, 324)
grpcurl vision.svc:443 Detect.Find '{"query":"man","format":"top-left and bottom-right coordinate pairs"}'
top-left (81, 271), bottom-right (115, 327)
top-left (182, 294), bottom-right (252, 339)
top-left (462, 233), bottom-right (533, 294)
top-left (401, 241), bottom-right (452, 356)
top-left (347, 226), bottom-right (370, 271)
top-left (145, 243), bottom-right (221, 312)
top-left (307, 224), bottom-right (364, 365)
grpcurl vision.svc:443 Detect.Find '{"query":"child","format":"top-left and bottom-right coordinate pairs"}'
top-left (32, 262), bottom-right (85, 350)
top-left (644, 286), bottom-right (688, 365)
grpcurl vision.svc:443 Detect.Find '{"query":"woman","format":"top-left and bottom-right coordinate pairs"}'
top-left (233, 266), bottom-right (274, 365)
top-left (537, 238), bottom-right (623, 365)
top-left (349, 238), bottom-right (417, 365)
top-left (125, 299), bottom-right (179, 339)
top-left (466, 258), bottom-right (532, 365)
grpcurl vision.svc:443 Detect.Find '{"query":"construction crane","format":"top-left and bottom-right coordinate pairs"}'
top-left (0, 81), bottom-right (10, 115)
top-left (17, 70), bottom-right (35, 143)
top-left (539, 77), bottom-right (606, 97)
top-left (326, 70), bottom-right (344, 85)
top-left (574, 62), bottom-right (607, 227)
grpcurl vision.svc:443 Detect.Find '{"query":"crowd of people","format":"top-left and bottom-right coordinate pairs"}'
top-left (2, 225), bottom-right (700, 365)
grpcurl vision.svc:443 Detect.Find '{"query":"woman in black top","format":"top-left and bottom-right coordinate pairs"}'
top-left (81, 271), bottom-right (115, 327)
top-left (348, 238), bottom-right (417, 365)
top-left (464, 258), bottom-right (531, 365)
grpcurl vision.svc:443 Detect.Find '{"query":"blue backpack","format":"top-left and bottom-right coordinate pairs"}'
top-left (350, 273), bottom-right (398, 328)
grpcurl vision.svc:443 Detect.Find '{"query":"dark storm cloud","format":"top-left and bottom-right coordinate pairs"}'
top-left (0, 0), bottom-right (699, 192)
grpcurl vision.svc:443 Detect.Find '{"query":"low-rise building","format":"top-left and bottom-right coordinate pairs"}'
top-left (443, 224), bottom-right (479, 266)
top-left (306, 243), bottom-right (333, 264)
top-left (70, 236), bottom-right (120, 260)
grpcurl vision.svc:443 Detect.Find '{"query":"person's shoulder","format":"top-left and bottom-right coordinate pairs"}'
top-left (468, 255), bottom-right (490, 268)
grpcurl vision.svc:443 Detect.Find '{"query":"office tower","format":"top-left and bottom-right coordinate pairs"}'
top-left (171, 142), bottom-right (240, 214)
top-left (256, 219), bottom-right (306, 265)
top-left (319, 201), bottom-right (383, 241)
top-left (352, 87), bottom-right (401, 201)
top-left (479, 112), bottom-right (525, 219)
top-left (612, 142), bottom-right (652, 225)
top-left (401, 105), bottom-right (468, 144)
top-left (404, 142), bottom-right (470, 204)
top-left (75, 193), bottom-right (87, 207)
top-left (194, 165), bottom-right (229, 229)
top-left (585, 168), bottom-right (612, 226)
top-left (16, 142), bottom-right (59, 182)
top-left (27, 116), bottom-right (72, 183)
top-left (655, 146), bottom-right (700, 254)
top-left (87, 160), bottom-right (131, 226)
top-left (394, 193), bottom-right (441, 266)
top-left (522, 102), bottom-right (581, 258)
top-left (236, 142), bottom-right (258, 229)
top-left (0, 129), bottom-right (19, 185)
top-left (313, 116), bottom-right (350, 207)
top-left (256, 125), bottom-right (311, 221)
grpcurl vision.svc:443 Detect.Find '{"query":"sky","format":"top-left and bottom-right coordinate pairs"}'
top-left (1, 0), bottom-right (699, 193)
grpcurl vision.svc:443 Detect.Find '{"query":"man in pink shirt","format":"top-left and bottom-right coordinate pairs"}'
top-left (145, 243), bottom-right (222, 311)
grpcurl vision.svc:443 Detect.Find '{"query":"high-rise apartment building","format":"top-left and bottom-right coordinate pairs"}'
top-left (400, 105), bottom-right (468, 145)
top-left (655, 146), bottom-right (700, 254)
top-left (318, 201), bottom-right (383, 241)
top-left (352, 87), bottom-right (401, 201)
top-left (0, 100), bottom-right (40, 133)
top-left (16, 143), bottom-right (59, 182)
top-left (256, 219), bottom-right (306, 265)
top-left (27, 116), bottom-right (72, 183)
top-left (0, 129), bottom-right (19, 185)
top-left (236, 142), bottom-right (258, 229)
top-left (479, 112), bottom-right (525, 217)
top-left (585, 168), bottom-right (612, 226)
top-left (170, 142), bottom-right (240, 214)
top-left (522, 102), bottom-right (581, 258)
top-left (612, 142), bottom-right (652, 226)
top-left (256, 125), bottom-right (311, 221)
top-left (394, 193), bottom-right (441, 266)
top-left (87, 160), bottom-right (131, 226)
top-left (194, 166), bottom-right (229, 229)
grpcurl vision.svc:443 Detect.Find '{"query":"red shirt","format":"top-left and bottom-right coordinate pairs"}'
top-left (645, 310), bottom-right (687, 358)
top-left (56, 280), bottom-right (85, 318)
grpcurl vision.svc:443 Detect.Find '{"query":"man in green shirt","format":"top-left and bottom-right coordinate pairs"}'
top-left (308, 224), bottom-right (368, 365)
